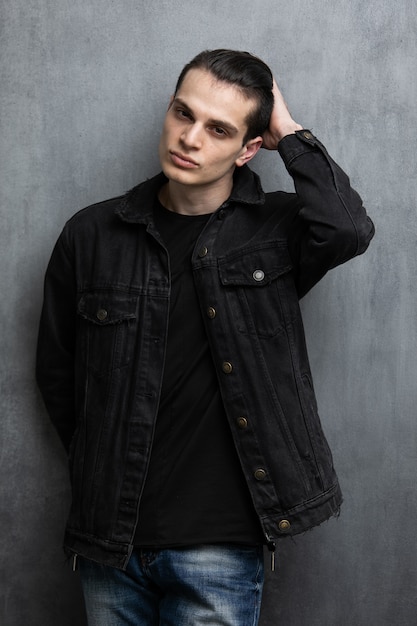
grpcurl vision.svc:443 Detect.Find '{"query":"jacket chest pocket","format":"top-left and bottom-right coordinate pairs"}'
top-left (218, 242), bottom-right (295, 338)
top-left (76, 290), bottom-right (138, 378)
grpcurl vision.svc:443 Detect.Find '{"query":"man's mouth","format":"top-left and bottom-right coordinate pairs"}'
top-left (170, 151), bottom-right (199, 168)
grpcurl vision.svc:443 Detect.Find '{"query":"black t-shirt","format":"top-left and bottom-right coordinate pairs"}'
top-left (134, 199), bottom-right (263, 547)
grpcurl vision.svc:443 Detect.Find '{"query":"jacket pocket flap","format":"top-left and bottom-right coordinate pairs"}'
top-left (218, 242), bottom-right (292, 287)
top-left (77, 291), bottom-right (137, 325)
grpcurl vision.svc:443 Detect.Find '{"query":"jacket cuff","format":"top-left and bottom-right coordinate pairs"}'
top-left (278, 129), bottom-right (326, 165)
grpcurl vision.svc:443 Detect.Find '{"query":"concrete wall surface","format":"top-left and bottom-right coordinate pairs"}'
top-left (1, 0), bottom-right (416, 624)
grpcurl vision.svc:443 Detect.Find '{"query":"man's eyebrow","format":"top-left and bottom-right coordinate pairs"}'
top-left (172, 97), bottom-right (240, 135)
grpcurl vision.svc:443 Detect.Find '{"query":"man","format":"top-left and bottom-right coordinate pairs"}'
top-left (36, 49), bottom-right (374, 625)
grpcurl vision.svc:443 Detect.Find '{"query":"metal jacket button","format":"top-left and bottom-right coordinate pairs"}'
top-left (207, 307), bottom-right (216, 319)
top-left (237, 417), bottom-right (248, 429)
top-left (253, 269), bottom-right (265, 282)
top-left (278, 519), bottom-right (291, 532)
top-left (254, 468), bottom-right (266, 481)
top-left (96, 309), bottom-right (108, 321)
top-left (222, 361), bottom-right (233, 374)
top-left (198, 246), bottom-right (208, 258)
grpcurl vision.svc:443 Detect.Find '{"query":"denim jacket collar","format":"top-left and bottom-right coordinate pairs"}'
top-left (115, 164), bottom-right (265, 225)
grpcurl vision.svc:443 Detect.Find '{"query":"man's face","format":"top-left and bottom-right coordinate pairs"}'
top-left (158, 68), bottom-right (261, 193)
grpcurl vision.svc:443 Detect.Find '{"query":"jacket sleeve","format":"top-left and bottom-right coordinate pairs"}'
top-left (36, 229), bottom-right (77, 453)
top-left (278, 130), bottom-right (375, 298)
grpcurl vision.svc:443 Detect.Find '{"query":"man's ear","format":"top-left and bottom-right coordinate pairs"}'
top-left (235, 136), bottom-right (263, 167)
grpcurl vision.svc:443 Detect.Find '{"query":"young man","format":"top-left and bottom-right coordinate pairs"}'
top-left (36, 49), bottom-right (374, 625)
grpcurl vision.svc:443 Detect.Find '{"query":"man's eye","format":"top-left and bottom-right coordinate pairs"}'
top-left (212, 127), bottom-right (227, 136)
top-left (176, 108), bottom-right (191, 119)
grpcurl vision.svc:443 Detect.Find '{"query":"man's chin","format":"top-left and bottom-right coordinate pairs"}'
top-left (161, 163), bottom-right (199, 187)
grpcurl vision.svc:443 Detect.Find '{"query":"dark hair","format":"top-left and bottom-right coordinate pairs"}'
top-left (175, 49), bottom-right (274, 143)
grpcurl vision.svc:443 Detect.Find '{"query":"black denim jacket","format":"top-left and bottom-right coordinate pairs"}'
top-left (36, 131), bottom-right (374, 569)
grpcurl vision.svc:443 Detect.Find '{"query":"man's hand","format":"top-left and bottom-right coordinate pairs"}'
top-left (262, 79), bottom-right (303, 150)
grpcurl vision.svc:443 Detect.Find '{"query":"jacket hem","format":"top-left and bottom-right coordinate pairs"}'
top-left (63, 530), bottom-right (132, 570)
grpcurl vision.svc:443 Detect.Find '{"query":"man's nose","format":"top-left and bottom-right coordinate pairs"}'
top-left (180, 124), bottom-right (203, 148)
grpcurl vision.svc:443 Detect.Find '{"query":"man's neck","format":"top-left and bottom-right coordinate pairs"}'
top-left (158, 178), bottom-right (233, 216)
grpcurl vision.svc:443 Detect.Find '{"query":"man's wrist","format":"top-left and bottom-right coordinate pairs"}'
top-left (276, 122), bottom-right (303, 143)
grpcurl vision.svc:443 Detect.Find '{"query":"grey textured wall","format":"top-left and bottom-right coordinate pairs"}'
top-left (1, 0), bottom-right (416, 624)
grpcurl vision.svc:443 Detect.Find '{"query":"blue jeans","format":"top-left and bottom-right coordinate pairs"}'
top-left (79, 544), bottom-right (264, 626)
